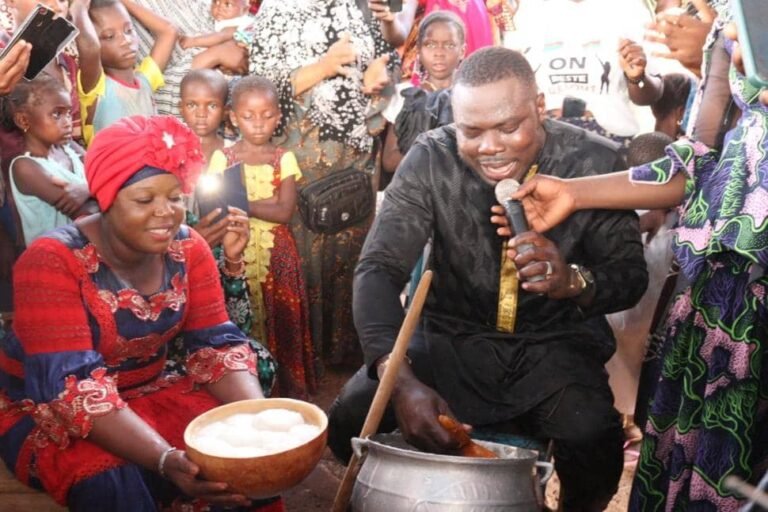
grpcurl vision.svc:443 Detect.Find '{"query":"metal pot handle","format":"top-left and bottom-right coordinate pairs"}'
top-left (535, 460), bottom-right (554, 485)
top-left (350, 437), bottom-right (369, 459)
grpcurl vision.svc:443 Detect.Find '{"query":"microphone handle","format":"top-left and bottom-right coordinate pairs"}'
top-left (503, 199), bottom-right (545, 283)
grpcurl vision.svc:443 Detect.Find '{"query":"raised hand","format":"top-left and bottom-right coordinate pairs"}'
top-left (0, 40), bottom-right (32, 96)
top-left (194, 208), bottom-right (229, 247)
top-left (320, 32), bottom-right (358, 79)
top-left (221, 207), bottom-right (250, 262)
top-left (490, 175), bottom-right (576, 235)
top-left (645, 0), bottom-right (716, 76)
top-left (724, 22), bottom-right (768, 106)
top-left (618, 39), bottom-right (648, 81)
top-left (362, 54), bottom-right (391, 95)
top-left (368, 0), bottom-right (396, 23)
top-left (506, 231), bottom-right (578, 298)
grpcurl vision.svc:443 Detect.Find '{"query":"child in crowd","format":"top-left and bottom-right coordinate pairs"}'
top-left (605, 131), bottom-right (676, 464)
top-left (179, 0), bottom-right (250, 51)
top-left (210, 76), bottom-right (315, 399)
top-left (652, 73), bottom-right (693, 139)
top-left (1, 75), bottom-right (93, 246)
top-left (381, 10), bottom-right (465, 177)
top-left (2, 0), bottom-right (82, 143)
top-left (176, 69), bottom-right (256, 340)
top-left (181, 0), bottom-right (251, 72)
top-left (179, 69), bottom-right (229, 164)
top-left (70, 0), bottom-right (177, 145)
top-left (1, 0), bottom-right (82, 266)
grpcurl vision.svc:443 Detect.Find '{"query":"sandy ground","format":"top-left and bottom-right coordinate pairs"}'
top-left (282, 367), bottom-right (636, 511)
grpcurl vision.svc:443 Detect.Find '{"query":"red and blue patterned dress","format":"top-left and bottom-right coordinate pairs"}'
top-left (0, 224), bottom-right (282, 512)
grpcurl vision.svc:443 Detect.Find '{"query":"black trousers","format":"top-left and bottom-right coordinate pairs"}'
top-left (328, 345), bottom-right (624, 512)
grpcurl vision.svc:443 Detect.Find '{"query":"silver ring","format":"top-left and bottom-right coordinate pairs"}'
top-left (544, 261), bottom-right (553, 277)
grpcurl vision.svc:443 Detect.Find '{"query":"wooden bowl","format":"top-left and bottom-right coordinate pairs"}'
top-left (184, 398), bottom-right (328, 499)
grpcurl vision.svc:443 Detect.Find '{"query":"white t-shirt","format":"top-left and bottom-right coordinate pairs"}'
top-left (506, 0), bottom-right (663, 137)
top-left (214, 14), bottom-right (253, 32)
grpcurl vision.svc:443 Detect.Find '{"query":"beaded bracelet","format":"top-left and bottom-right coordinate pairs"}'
top-left (224, 254), bottom-right (244, 265)
top-left (221, 260), bottom-right (246, 279)
top-left (158, 446), bottom-right (178, 478)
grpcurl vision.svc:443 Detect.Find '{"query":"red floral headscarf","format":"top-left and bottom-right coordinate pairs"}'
top-left (85, 115), bottom-right (205, 211)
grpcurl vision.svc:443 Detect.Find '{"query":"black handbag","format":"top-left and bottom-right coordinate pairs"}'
top-left (297, 168), bottom-right (374, 234)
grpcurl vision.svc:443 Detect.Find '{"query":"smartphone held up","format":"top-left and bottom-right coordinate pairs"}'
top-left (387, 0), bottom-right (403, 13)
top-left (732, 0), bottom-right (768, 88)
top-left (0, 3), bottom-right (79, 81)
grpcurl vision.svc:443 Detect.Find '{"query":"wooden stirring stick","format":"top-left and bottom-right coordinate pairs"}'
top-left (331, 270), bottom-right (433, 512)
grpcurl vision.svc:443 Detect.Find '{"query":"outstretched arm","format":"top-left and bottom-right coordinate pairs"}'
top-left (180, 28), bottom-right (235, 50)
top-left (71, 0), bottom-right (104, 94)
top-left (619, 38), bottom-right (663, 106)
top-left (368, 0), bottom-right (418, 47)
top-left (495, 171), bottom-right (687, 233)
top-left (0, 40), bottom-right (31, 95)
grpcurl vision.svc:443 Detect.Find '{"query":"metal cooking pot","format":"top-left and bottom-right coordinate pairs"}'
top-left (350, 433), bottom-right (554, 511)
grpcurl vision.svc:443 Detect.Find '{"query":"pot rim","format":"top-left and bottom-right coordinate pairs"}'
top-left (355, 433), bottom-right (539, 466)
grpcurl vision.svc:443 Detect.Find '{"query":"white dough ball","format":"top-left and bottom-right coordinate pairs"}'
top-left (219, 426), bottom-right (262, 447)
top-left (289, 424), bottom-right (321, 444)
top-left (251, 409), bottom-right (305, 431)
top-left (223, 413), bottom-right (261, 429)
top-left (196, 422), bottom-right (228, 439)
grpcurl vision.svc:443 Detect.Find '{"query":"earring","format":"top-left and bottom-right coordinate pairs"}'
top-left (22, 126), bottom-right (28, 133)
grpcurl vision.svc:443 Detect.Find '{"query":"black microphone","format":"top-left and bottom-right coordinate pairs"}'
top-left (494, 179), bottom-right (544, 282)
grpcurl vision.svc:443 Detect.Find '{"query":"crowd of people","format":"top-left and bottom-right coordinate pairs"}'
top-left (0, 0), bottom-right (765, 510)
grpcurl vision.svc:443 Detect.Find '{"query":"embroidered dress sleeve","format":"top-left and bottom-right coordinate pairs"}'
top-left (181, 229), bottom-right (257, 385)
top-left (13, 239), bottom-right (125, 448)
top-left (628, 139), bottom-right (717, 200)
top-left (137, 56), bottom-right (165, 92)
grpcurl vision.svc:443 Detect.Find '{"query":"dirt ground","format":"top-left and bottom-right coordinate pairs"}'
top-left (282, 367), bottom-right (636, 511)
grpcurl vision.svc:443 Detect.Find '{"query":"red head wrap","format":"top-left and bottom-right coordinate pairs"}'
top-left (85, 115), bottom-right (205, 211)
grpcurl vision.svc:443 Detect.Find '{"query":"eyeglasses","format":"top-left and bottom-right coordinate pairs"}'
top-left (422, 41), bottom-right (460, 51)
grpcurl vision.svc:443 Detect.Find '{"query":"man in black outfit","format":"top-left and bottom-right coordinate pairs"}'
top-left (328, 47), bottom-right (648, 511)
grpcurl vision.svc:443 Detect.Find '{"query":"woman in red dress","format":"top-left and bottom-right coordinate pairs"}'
top-left (0, 116), bottom-right (283, 512)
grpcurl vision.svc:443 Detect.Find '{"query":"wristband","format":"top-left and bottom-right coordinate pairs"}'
top-left (158, 446), bottom-right (178, 478)
top-left (624, 72), bottom-right (645, 88)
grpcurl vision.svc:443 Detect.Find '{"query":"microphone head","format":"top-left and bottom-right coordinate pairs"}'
top-left (494, 179), bottom-right (521, 204)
